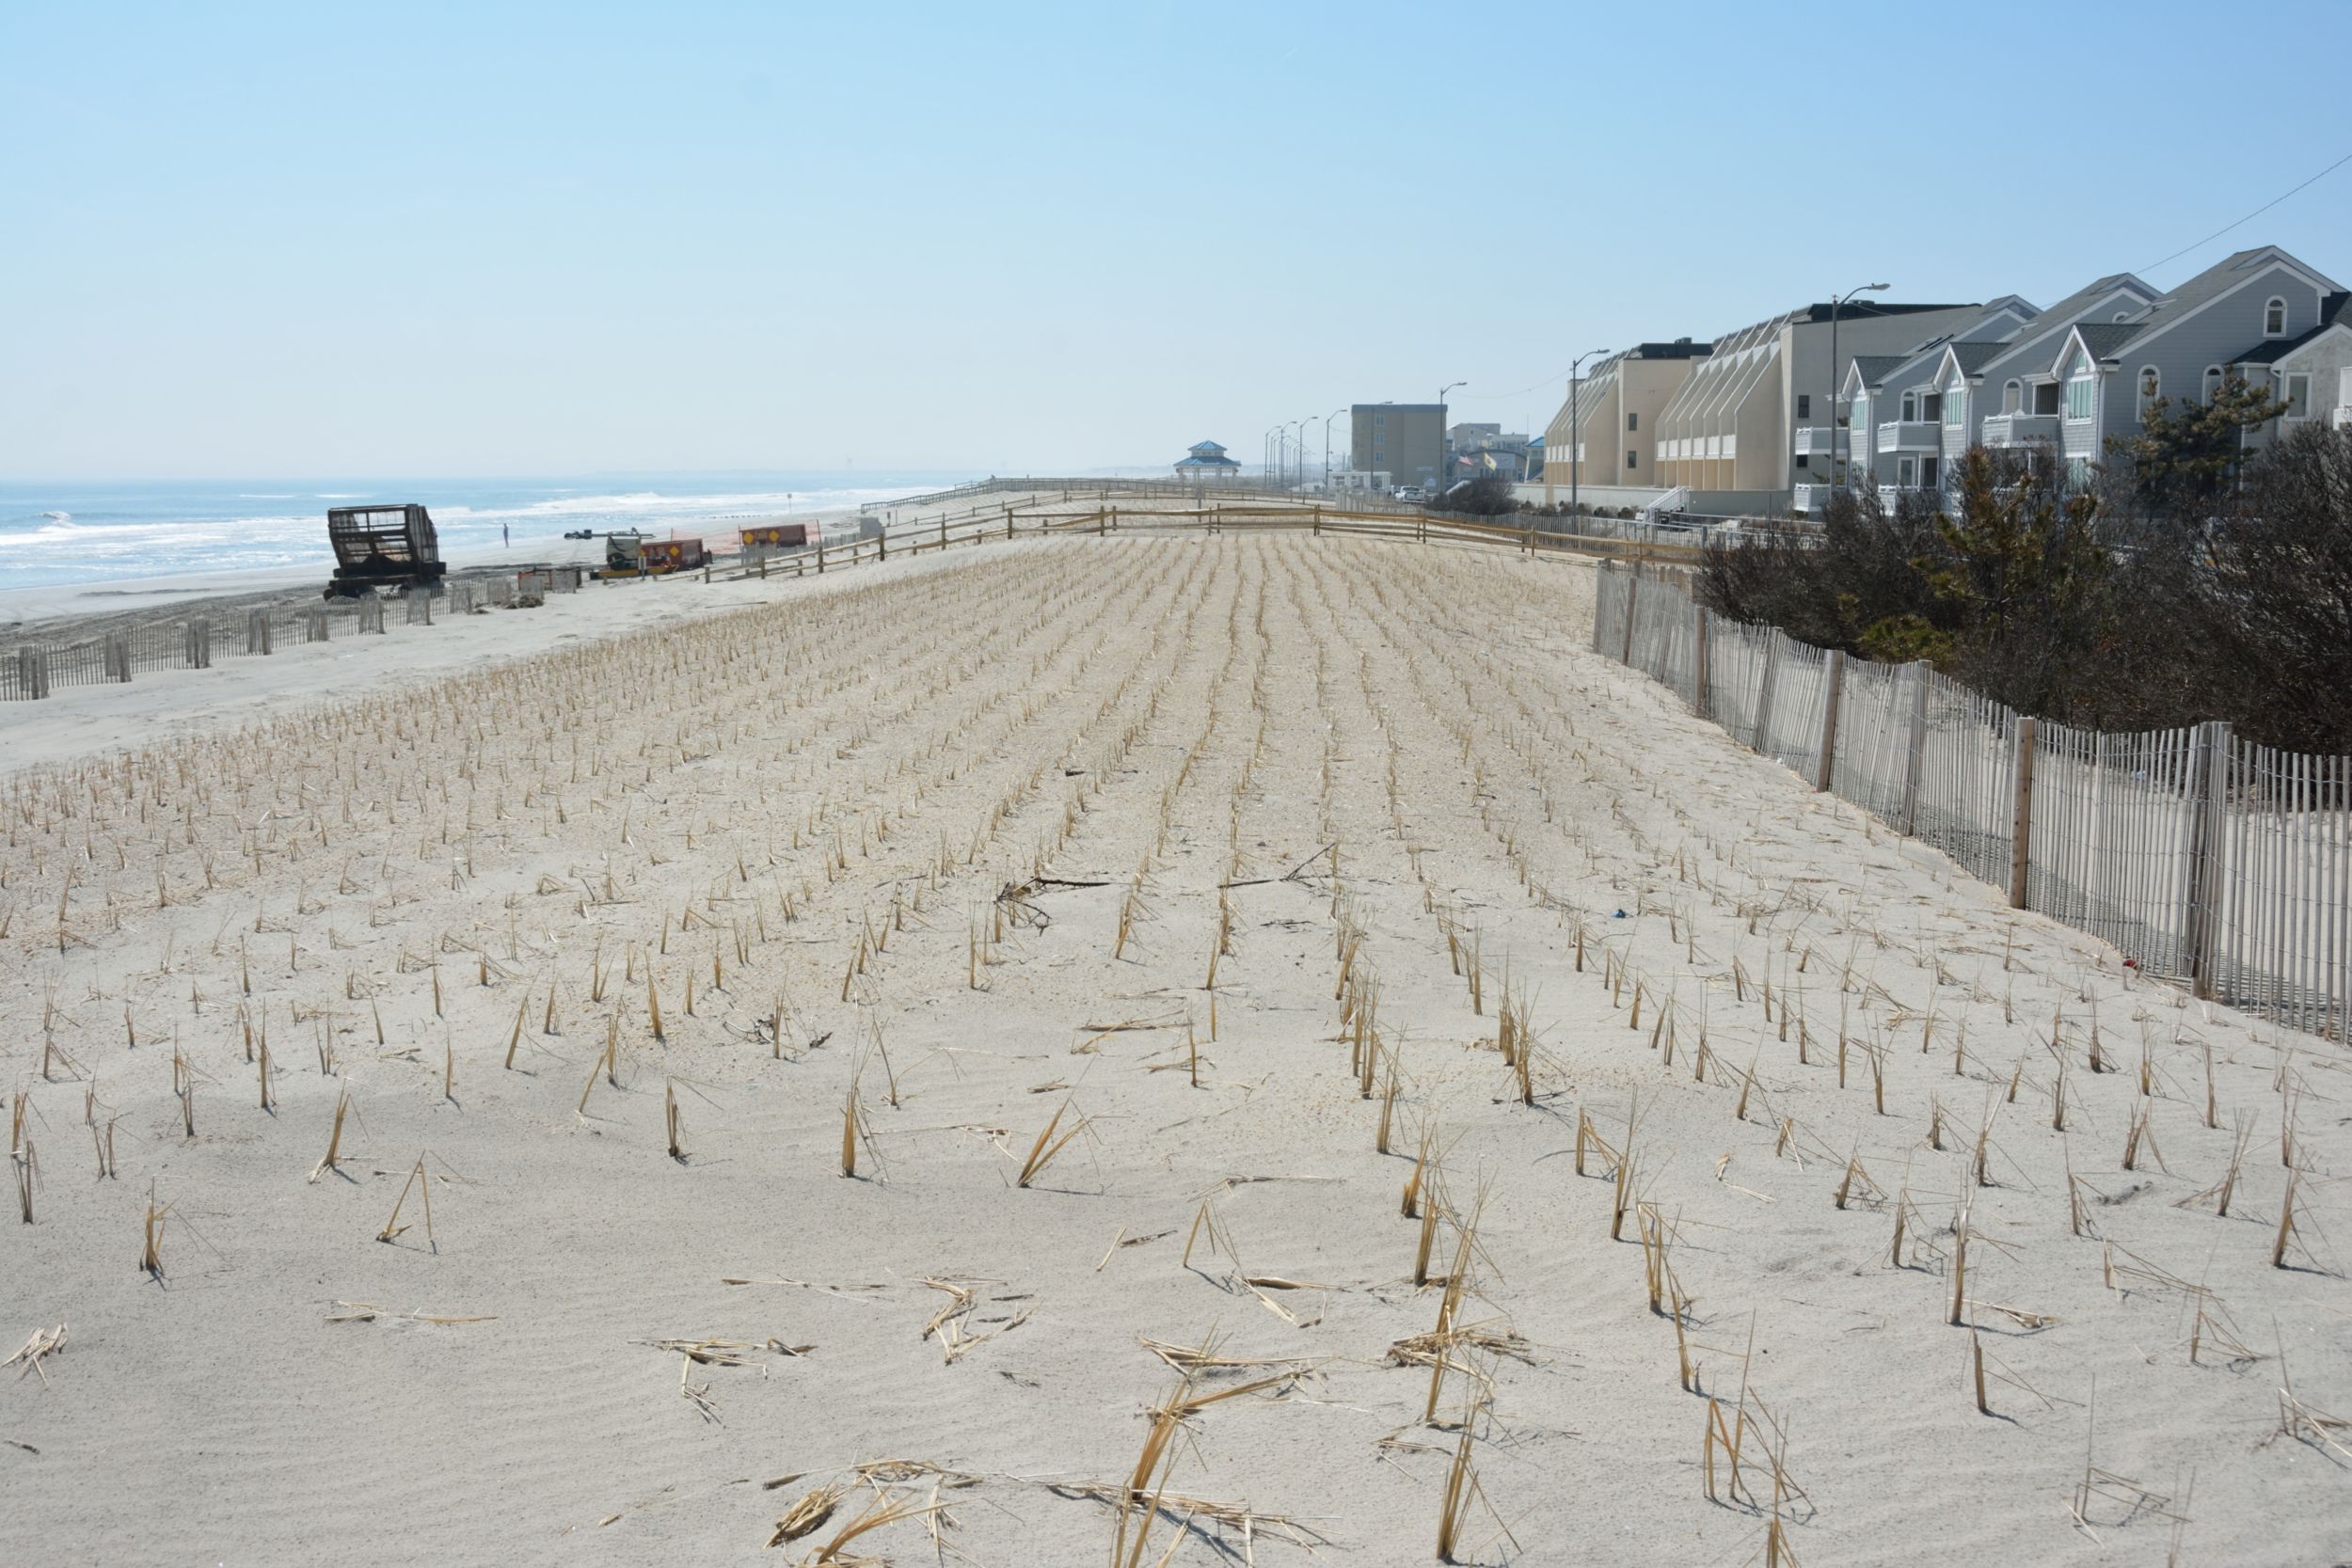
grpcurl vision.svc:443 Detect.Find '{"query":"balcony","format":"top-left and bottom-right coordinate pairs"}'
top-left (1791, 483), bottom-right (1837, 515)
top-left (1980, 413), bottom-right (2058, 447)
top-left (1790, 425), bottom-right (1846, 458)
top-left (1877, 420), bottom-right (1939, 451)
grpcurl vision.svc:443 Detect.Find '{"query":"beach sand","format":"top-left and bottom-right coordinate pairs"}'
top-left (2, 531), bottom-right (2343, 1566)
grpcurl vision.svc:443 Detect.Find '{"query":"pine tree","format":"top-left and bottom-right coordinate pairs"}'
top-left (2107, 374), bottom-right (2286, 510)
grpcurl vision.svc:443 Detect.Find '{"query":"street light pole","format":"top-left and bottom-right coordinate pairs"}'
top-left (1827, 283), bottom-right (1888, 489)
top-left (1436, 381), bottom-right (1467, 495)
top-left (1324, 406), bottom-right (1345, 492)
top-left (1565, 347), bottom-right (1611, 520)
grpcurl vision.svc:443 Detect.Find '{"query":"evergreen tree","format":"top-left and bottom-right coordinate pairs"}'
top-left (2106, 373), bottom-right (2285, 509)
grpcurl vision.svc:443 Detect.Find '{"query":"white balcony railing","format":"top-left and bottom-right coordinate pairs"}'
top-left (1981, 413), bottom-right (2059, 447)
top-left (1877, 420), bottom-right (1940, 451)
top-left (1792, 483), bottom-right (1835, 514)
top-left (1790, 425), bottom-right (1847, 457)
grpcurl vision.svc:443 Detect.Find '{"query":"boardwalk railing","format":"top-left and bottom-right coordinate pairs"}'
top-left (1594, 561), bottom-right (2349, 1038)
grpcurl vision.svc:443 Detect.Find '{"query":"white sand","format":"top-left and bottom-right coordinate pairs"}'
top-left (2, 533), bottom-right (2343, 1566)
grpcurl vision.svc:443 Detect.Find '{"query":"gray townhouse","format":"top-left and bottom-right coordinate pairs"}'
top-left (1819, 296), bottom-right (2040, 512)
top-left (2032, 246), bottom-right (2344, 490)
top-left (1858, 273), bottom-right (2162, 505)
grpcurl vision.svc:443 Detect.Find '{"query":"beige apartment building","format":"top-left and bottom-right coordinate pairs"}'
top-left (1349, 404), bottom-right (1445, 489)
top-left (1651, 301), bottom-right (1987, 494)
top-left (1539, 339), bottom-right (1710, 496)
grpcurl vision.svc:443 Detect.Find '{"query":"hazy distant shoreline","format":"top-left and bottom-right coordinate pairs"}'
top-left (0, 473), bottom-right (975, 596)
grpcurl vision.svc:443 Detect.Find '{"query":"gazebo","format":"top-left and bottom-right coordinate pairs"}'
top-left (1173, 440), bottom-right (1243, 483)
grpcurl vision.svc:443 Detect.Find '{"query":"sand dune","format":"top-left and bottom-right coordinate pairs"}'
top-left (3, 533), bottom-right (2343, 1566)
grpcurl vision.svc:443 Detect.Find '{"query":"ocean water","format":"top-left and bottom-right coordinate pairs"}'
top-left (0, 472), bottom-right (978, 594)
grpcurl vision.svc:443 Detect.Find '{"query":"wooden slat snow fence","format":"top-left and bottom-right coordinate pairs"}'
top-left (1594, 560), bottom-right (2349, 1038)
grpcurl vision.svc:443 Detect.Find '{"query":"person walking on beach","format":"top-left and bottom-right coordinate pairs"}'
top-left (502, 522), bottom-right (510, 547)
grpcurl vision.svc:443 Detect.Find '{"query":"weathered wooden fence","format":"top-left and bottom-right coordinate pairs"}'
top-left (1594, 561), bottom-right (2349, 1037)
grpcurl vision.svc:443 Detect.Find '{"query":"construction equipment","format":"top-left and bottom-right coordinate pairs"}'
top-left (638, 537), bottom-right (708, 574)
top-left (739, 522), bottom-right (813, 550)
top-left (324, 504), bottom-right (448, 598)
top-left (594, 531), bottom-right (647, 578)
top-left (591, 531), bottom-right (707, 579)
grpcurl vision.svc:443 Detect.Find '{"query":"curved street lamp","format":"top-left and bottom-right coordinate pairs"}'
top-left (1437, 381), bottom-right (1467, 493)
top-left (1828, 283), bottom-right (1889, 487)
top-left (1565, 347), bottom-right (1612, 519)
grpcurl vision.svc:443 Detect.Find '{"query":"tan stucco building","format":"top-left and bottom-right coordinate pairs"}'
top-left (1350, 404), bottom-right (1445, 490)
top-left (1540, 339), bottom-right (1710, 498)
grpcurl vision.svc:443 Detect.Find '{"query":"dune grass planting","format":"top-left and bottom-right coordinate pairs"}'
top-left (0, 527), bottom-right (2344, 1563)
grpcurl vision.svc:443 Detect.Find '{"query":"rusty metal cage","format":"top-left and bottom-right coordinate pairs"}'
top-left (326, 504), bottom-right (448, 597)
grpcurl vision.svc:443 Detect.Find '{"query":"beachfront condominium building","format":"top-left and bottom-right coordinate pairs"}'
top-left (1829, 247), bottom-right (2344, 505)
top-left (2233, 286), bottom-right (2352, 438)
top-left (2029, 247), bottom-right (2344, 490)
top-left (1351, 404), bottom-right (1445, 490)
top-left (1652, 301), bottom-right (1988, 499)
top-left (1539, 339), bottom-right (1711, 497)
top-left (1812, 293), bottom-right (2051, 513)
top-left (1831, 276), bottom-right (2153, 510)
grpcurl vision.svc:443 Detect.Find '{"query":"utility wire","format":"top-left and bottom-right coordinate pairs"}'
top-left (1454, 365), bottom-right (1583, 402)
top-left (2138, 149), bottom-right (2352, 276)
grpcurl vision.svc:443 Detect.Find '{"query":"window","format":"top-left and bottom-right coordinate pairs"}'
top-left (2137, 367), bottom-right (2161, 418)
top-left (1375, 413), bottom-right (1386, 427)
top-left (2265, 297), bottom-right (2287, 337)
top-left (1627, 412), bottom-right (1638, 432)
top-left (2034, 382), bottom-right (2061, 416)
top-left (2285, 372), bottom-right (2311, 419)
top-left (1900, 391), bottom-right (1917, 420)
top-left (1944, 386), bottom-right (1965, 427)
top-left (2003, 380), bottom-right (2021, 414)
top-left (1898, 456), bottom-right (1916, 486)
top-left (1921, 455), bottom-right (1940, 488)
top-left (1796, 394), bottom-right (1811, 419)
top-left (1626, 450), bottom-right (1638, 469)
top-left (1851, 394), bottom-right (1869, 436)
top-left (1795, 453), bottom-right (1809, 470)
top-left (2202, 365), bottom-right (2223, 404)
top-left (2065, 355), bottom-right (2096, 420)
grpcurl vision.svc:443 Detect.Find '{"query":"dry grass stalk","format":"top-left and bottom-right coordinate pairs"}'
top-left (309, 1089), bottom-right (351, 1183)
top-left (140, 1180), bottom-right (167, 1276)
top-left (1017, 1096), bottom-right (1088, 1188)
top-left (11, 1134), bottom-right (34, 1225)
top-left (5, 1323), bottom-right (67, 1386)
top-left (799, 1486), bottom-right (945, 1566)
top-left (377, 1153), bottom-right (435, 1251)
top-left (768, 1481), bottom-right (846, 1545)
top-left (1376, 1055), bottom-right (1400, 1152)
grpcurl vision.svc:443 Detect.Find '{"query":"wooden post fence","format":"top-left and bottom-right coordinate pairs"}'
top-left (2009, 716), bottom-right (2036, 909)
top-left (1691, 603), bottom-right (1711, 720)
top-left (1898, 660), bottom-right (1931, 834)
top-left (1751, 634), bottom-right (1779, 753)
top-left (1620, 562), bottom-right (1641, 668)
top-left (2184, 720), bottom-right (2232, 999)
top-left (1815, 650), bottom-right (1846, 792)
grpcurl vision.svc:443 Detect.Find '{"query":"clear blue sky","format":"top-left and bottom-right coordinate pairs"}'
top-left (6, 1), bottom-right (2348, 480)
